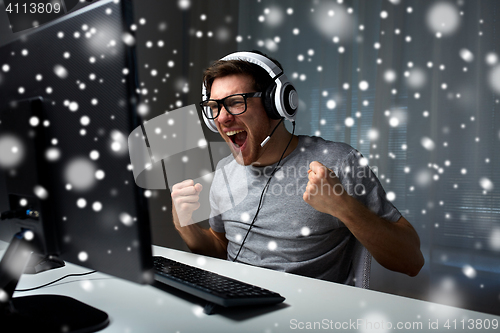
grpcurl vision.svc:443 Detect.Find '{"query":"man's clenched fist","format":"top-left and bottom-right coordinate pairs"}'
top-left (303, 161), bottom-right (346, 216)
top-left (171, 179), bottom-right (203, 227)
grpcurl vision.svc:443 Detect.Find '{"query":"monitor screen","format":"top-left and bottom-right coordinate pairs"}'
top-left (0, 0), bottom-right (153, 285)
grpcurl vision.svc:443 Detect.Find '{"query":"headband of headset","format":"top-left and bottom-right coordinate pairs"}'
top-left (201, 51), bottom-right (298, 133)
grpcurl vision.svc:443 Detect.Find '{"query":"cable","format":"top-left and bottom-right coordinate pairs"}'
top-left (15, 270), bottom-right (97, 292)
top-left (233, 121), bottom-right (296, 262)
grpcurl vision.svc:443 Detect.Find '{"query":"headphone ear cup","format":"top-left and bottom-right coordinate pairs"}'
top-left (262, 84), bottom-right (282, 120)
top-left (282, 83), bottom-right (298, 119)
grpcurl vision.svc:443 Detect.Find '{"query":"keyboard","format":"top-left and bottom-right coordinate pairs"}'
top-left (152, 256), bottom-right (285, 312)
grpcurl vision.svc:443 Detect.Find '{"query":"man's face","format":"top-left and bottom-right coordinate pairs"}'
top-left (211, 74), bottom-right (274, 166)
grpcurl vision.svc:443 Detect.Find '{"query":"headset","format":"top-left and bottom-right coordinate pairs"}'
top-left (201, 51), bottom-right (299, 134)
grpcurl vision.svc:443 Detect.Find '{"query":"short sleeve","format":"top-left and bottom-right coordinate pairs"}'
top-left (338, 149), bottom-right (402, 223)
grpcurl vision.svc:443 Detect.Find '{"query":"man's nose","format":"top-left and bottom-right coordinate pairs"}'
top-left (217, 105), bottom-right (234, 124)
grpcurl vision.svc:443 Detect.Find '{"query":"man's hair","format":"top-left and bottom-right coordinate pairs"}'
top-left (202, 50), bottom-right (284, 98)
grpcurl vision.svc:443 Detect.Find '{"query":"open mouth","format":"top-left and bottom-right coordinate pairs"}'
top-left (227, 129), bottom-right (247, 149)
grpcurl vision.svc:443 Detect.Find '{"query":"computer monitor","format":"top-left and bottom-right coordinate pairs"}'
top-left (0, 0), bottom-right (153, 331)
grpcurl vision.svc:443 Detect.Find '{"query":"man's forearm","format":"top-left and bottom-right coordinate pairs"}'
top-left (172, 205), bottom-right (227, 259)
top-left (333, 194), bottom-right (424, 276)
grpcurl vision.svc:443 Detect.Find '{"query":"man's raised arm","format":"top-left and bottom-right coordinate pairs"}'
top-left (171, 179), bottom-right (228, 259)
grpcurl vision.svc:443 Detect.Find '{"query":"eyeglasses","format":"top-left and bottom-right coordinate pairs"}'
top-left (200, 92), bottom-right (262, 120)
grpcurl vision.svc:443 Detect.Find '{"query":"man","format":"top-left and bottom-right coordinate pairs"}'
top-left (171, 51), bottom-right (424, 285)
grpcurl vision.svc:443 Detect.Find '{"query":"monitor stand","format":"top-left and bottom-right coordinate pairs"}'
top-left (0, 230), bottom-right (109, 333)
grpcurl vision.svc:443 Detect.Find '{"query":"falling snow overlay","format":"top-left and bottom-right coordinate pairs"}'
top-left (0, 0), bottom-right (499, 320)
top-left (132, 0), bottom-right (499, 316)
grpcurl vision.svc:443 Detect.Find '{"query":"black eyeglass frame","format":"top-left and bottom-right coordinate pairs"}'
top-left (199, 92), bottom-right (262, 120)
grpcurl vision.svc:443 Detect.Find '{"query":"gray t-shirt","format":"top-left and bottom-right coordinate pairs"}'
top-left (209, 135), bottom-right (401, 284)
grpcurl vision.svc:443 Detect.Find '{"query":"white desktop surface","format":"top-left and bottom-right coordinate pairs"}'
top-left (2, 241), bottom-right (499, 333)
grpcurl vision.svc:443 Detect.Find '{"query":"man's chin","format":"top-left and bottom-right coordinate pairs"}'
top-left (230, 150), bottom-right (248, 165)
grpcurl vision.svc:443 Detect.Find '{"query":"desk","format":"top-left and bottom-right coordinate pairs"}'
top-left (3, 242), bottom-right (500, 333)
